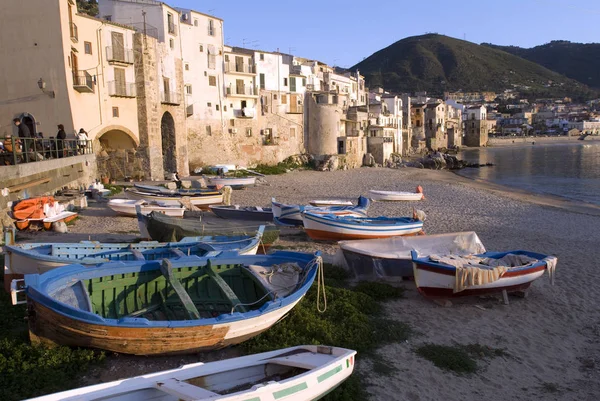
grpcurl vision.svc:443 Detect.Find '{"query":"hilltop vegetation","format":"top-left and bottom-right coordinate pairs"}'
top-left (76, 0), bottom-right (98, 17)
top-left (483, 40), bottom-right (600, 89)
top-left (352, 34), bottom-right (596, 100)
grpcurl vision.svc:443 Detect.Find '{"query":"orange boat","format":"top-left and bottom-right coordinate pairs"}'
top-left (13, 197), bottom-right (56, 220)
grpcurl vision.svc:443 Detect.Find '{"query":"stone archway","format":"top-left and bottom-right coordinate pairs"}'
top-left (17, 113), bottom-right (37, 136)
top-left (96, 128), bottom-right (143, 180)
top-left (161, 111), bottom-right (176, 173)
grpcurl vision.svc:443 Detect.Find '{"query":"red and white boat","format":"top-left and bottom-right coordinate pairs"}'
top-left (412, 249), bottom-right (557, 298)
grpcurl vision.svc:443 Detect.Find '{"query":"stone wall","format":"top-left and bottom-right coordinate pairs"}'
top-left (306, 95), bottom-right (343, 156)
top-left (0, 154), bottom-right (97, 211)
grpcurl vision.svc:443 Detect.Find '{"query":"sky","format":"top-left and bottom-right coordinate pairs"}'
top-left (174, 0), bottom-right (600, 68)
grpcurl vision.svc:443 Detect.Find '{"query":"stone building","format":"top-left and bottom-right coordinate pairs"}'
top-left (464, 106), bottom-right (489, 147)
top-left (424, 102), bottom-right (446, 150)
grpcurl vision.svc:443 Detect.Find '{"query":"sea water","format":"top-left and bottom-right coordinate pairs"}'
top-left (456, 142), bottom-right (600, 205)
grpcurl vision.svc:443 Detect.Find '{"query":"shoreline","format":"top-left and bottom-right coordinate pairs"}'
top-left (486, 135), bottom-right (600, 147)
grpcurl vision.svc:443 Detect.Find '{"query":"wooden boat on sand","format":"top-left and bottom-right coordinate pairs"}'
top-left (271, 196), bottom-right (370, 226)
top-left (339, 231), bottom-right (486, 279)
top-left (204, 176), bottom-right (256, 190)
top-left (209, 205), bottom-right (274, 221)
top-left (137, 210), bottom-right (280, 250)
top-left (368, 186), bottom-right (424, 201)
top-left (108, 199), bottom-right (186, 217)
top-left (309, 199), bottom-right (354, 207)
top-left (133, 183), bottom-right (219, 197)
top-left (2, 227), bottom-right (265, 290)
top-left (26, 344), bottom-right (356, 401)
top-left (412, 249), bottom-right (557, 298)
top-left (302, 212), bottom-right (424, 241)
top-left (125, 188), bottom-right (223, 207)
top-left (11, 251), bottom-right (321, 355)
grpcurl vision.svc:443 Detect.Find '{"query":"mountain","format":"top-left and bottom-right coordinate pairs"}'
top-left (352, 34), bottom-right (596, 100)
top-left (483, 41), bottom-right (600, 89)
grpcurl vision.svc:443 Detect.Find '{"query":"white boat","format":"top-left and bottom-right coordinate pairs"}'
top-left (25, 345), bottom-right (356, 401)
top-left (272, 196), bottom-right (370, 226)
top-left (125, 188), bottom-right (223, 207)
top-left (339, 231), bottom-right (486, 279)
top-left (108, 199), bottom-right (186, 217)
top-left (309, 199), bottom-right (354, 207)
top-left (368, 187), bottom-right (424, 201)
top-left (302, 212), bottom-right (424, 241)
top-left (205, 176), bottom-right (257, 189)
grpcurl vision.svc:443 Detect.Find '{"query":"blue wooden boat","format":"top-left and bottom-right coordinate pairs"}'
top-left (271, 196), bottom-right (370, 226)
top-left (302, 213), bottom-right (424, 240)
top-left (3, 227), bottom-right (265, 286)
top-left (11, 251), bottom-right (321, 355)
top-left (209, 205), bottom-right (273, 221)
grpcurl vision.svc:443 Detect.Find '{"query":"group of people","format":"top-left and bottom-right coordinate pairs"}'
top-left (1, 119), bottom-right (90, 165)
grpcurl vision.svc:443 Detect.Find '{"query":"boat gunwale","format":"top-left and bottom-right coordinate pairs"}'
top-left (24, 251), bottom-right (319, 328)
top-left (302, 212), bottom-right (423, 231)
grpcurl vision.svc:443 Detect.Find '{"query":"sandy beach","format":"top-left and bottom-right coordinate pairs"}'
top-left (13, 167), bottom-right (600, 400)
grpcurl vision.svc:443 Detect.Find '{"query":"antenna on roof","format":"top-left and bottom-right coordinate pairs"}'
top-left (288, 47), bottom-right (296, 55)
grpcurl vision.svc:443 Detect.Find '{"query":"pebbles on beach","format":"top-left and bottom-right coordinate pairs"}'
top-left (17, 167), bottom-right (600, 400)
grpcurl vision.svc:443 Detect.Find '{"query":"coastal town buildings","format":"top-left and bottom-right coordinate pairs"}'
top-left (464, 106), bottom-right (489, 146)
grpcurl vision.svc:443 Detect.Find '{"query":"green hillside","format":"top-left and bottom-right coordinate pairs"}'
top-left (483, 41), bottom-right (600, 89)
top-left (352, 34), bottom-right (595, 99)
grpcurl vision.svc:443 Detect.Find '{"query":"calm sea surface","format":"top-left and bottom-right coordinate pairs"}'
top-left (456, 142), bottom-right (600, 205)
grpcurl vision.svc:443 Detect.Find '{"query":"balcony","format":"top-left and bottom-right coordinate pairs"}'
top-left (234, 107), bottom-right (256, 118)
top-left (106, 46), bottom-right (134, 64)
top-left (72, 71), bottom-right (94, 93)
top-left (108, 81), bottom-right (136, 97)
top-left (290, 65), bottom-right (303, 75)
top-left (306, 84), bottom-right (315, 91)
top-left (226, 85), bottom-right (257, 97)
top-left (167, 21), bottom-right (177, 36)
top-left (161, 91), bottom-right (181, 105)
top-left (225, 62), bottom-right (255, 74)
top-left (69, 22), bottom-right (78, 42)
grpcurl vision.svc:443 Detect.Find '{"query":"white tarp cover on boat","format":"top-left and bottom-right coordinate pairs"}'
top-left (339, 231), bottom-right (486, 259)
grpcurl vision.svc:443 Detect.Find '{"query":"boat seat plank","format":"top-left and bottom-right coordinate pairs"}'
top-left (266, 352), bottom-right (335, 370)
top-left (128, 246), bottom-right (145, 261)
top-left (156, 378), bottom-right (219, 400)
top-left (126, 303), bottom-right (161, 318)
top-left (205, 260), bottom-right (247, 313)
top-left (170, 248), bottom-right (186, 258)
top-left (160, 259), bottom-right (201, 320)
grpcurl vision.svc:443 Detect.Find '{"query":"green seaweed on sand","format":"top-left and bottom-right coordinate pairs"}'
top-left (415, 343), bottom-right (507, 374)
top-left (242, 264), bottom-right (411, 400)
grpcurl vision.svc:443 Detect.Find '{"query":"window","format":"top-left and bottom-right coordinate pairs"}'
top-left (224, 106), bottom-right (227, 111)
top-left (185, 84), bottom-right (192, 95)
top-left (290, 127), bottom-right (296, 138)
top-left (290, 77), bottom-right (296, 92)
top-left (281, 94), bottom-right (287, 104)
top-left (260, 53), bottom-right (264, 61)
top-left (283, 77), bottom-right (288, 86)
top-left (199, 44), bottom-right (204, 52)
top-left (169, 38), bottom-right (174, 49)
top-left (167, 13), bottom-right (175, 34)
top-left (104, 15), bottom-right (112, 21)
top-left (194, 19), bottom-right (198, 27)
top-left (207, 102), bottom-right (212, 107)
top-left (216, 104), bottom-right (220, 111)
top-left (84, 41), bottom-right (92, 55)
top-left (208, 19), bottom-right (214, 36)
top-left (112, 107), bottom-right (119, 117)
top-left (274, 94), bottom-right (277, 100)
top-left (206, 125), bottom-right (211, 135)
top-left (230, 119), bottom-right (235, 127)
top-left (185, 63), bottom-right (189, 70)
top-left (246, 127), bottom-right (252, 137)
top-left (204, 71), bottom-right (207, 76)
top-left (208, 76), bottom-right (216, 86)
top-left (114, 67), bottom-right (126, 95)
top-left (225, 55), bottom-right (229, 62)
top-left (302, 78), bottom-right (306, 86)
top-left (259, 73), bottom-right (265, 90)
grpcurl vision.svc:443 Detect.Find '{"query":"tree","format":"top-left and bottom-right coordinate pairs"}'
top-left (76, 0), bottom-right (98, 17)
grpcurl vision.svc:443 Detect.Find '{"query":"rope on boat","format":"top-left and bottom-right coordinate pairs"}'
top-left (312, 256), bottom-right (327, 313)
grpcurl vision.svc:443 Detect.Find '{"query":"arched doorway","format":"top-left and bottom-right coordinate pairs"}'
top-left (18, 113), bottom-right (36, 136)
top-left (161, 112), bottom-right (176, 173)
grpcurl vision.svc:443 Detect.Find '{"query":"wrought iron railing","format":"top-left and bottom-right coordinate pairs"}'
top-left (225, 62), bottom-right (255, 74)
top-left (160, 91), bottom-right (181, 105)
top-left (106, 46), bottom-right (134, 64)
top-left (226, 85), bottom-right (256, 96)
top-left (168, 21), bottom-right (177, 35)
top-left (108, 81), bottom-right (136, 97)
top-left (72, 71), bottom-right (94, 92)
top-left (0, 138), bottom-right (92, 166)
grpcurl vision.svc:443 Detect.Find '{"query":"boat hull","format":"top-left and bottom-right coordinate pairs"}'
top-left (206, 176), bottom-right (256, 189)
top-left (413, 256), bottom-right (550, 298)
top-left (125, 189), bottom-right (223, 207)
top-left (302, 213), bottom-right (424, 241)
top-left (209, 205), bottom-right (273, 221)
top-left (27, 296), bottom-right (303, 355)
top-left (341, 248), bottom-right (413, 278)
top-left (108, 199), bottom-right (185, 217)
top-left (369, 190), bottom-right (423, 201)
